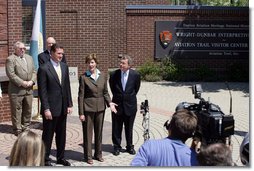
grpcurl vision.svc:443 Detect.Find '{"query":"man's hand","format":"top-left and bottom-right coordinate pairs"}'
top-left (27, 81), bottom-right (34, 87)
top-left (21, 81), bottom-right (28, 88)
top-left (67, 107), bottom-right (73, 114)
top-left (21, 81), bottom-right (34, 88)
top-left (110, 102), bottom-right (118, 114)
top-left (191, 137), bottom-right (201, 153)
top-left (44, 109), bottom-right (52, 120)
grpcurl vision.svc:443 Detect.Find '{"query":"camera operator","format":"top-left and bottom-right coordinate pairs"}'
top-left (197, 143), bottom-right (233, 166)
top-left (240, 132), bottom-right (249, 166)
top-left (131, 109), bottom-right (199, 166)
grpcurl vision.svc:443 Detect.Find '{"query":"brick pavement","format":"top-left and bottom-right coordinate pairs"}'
top-left (0, 81), bottom-right (249, 166)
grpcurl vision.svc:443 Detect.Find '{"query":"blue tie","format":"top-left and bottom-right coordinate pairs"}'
top-left (122, 72), bottom-right (127, 91)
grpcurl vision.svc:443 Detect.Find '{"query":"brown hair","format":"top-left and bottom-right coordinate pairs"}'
top-left (197, 143), bottom-right (233, 166)
top-left (9, 131), bottom-right (45, 166)
top-left (50, 43), bottom-right (63, 53)
top-left (168, 109), bottom-right (198, 142)
top-left (85, 53), bottom-right (99, 64)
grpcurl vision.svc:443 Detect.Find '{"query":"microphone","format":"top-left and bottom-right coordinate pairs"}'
top-left (225, 82), bottom-right (232, 115)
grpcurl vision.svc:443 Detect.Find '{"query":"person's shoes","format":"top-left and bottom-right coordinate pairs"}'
top-left (14, 130), bottom-right (22, 136)
top-left (126, 148), bottom-right (136, 155)
top-left (22, 128), bottom-right (30, 132)
top-left (87, 159), bottom-right (93, 165)
top-left (113, 149), bottom-right (120, 156)
top-left (44, 161), bottom-right (53, 166)
top-left (94, 157), bottom-right (104, 162)
top-left (56, 159), bottom-right (71, 166)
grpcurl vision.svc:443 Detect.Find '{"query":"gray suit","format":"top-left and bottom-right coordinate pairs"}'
top-left (5, 53), bottom-right (36, 132)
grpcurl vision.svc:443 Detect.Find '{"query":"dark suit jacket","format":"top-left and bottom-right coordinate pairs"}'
top-left (38, 50), bottom-right (67, 66)
top-left (37, 61), bottom-right (73, 117)
top-left (78, 71), bottom-right (111, 114)
top-left (109, 69), bottom-right (141, 116)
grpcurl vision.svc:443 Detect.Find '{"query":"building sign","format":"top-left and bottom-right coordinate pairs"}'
top-left (155, 20), bottom-right (249, 59)
top-left (69, 67), bottom-right (78, 82)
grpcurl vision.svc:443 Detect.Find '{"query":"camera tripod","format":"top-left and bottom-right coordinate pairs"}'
top-left (140, 100), bottom-right (150, 141)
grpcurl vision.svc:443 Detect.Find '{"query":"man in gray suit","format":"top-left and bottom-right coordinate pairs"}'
top-left (5, 41), bottom-right (36, 136)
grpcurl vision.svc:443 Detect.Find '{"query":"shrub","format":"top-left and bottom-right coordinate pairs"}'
top-left (144, 74), bottom-right (163, 82)
top-left (160, 56), bottom-right (184, 81)
top-left (137, 61), bottom-right (161, 80)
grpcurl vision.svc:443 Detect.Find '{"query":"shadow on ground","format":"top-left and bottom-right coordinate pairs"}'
top-left (154, 82), bottom-right (249, 95)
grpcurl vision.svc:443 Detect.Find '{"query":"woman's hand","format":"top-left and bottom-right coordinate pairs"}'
top-left (79, 114), bottom-right (85, 122)
top-left (109, 102), bottom-right (118, 114)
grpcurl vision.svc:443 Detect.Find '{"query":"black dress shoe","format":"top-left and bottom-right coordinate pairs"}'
top-left (94, 157), bottom-right (104, 162)
top-left (113, 149), bottom-right (120, 156)
top-left (56, 159), bottom-right (71, 166)
top-left (14, 130), bottom-right (22, 137)
top-left (127, 148), bottom-right (136, 155)
top-left (45, 161), bottom-right (53, 166)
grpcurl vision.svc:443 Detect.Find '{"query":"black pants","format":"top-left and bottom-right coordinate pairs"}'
top-left (42, 114), bottom-right (67, 162)
top-left (111, 112), bottom-right (136, 149)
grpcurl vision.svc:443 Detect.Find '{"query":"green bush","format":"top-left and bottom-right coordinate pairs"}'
top-left (137, 56), bottom-right (185, 81)
top-left (160, 56), bottom-right (184, 81)
top-left (144, 74), bottom-right (163, 82)
top-left (137, 56), bottom-right (249, 82)
top-left (137, 61), bottom-right (161, 80)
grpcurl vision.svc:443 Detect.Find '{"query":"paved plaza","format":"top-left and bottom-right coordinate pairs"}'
top-left (0, 81), bottom-right (249, 167)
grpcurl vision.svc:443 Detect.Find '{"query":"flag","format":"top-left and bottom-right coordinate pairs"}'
top-left (29, 0), bottom-right (43, 70)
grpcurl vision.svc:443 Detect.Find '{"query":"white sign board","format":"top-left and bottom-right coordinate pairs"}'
top-left (69, 67), bottom-right (78, 82)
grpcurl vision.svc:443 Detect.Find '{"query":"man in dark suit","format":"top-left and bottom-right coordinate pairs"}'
top-left (38, 37), bottom-right (67, 66)
top-left (37, 43), bottom-right (73, 166)
top-left (109, 54), bottom-right (141, 156)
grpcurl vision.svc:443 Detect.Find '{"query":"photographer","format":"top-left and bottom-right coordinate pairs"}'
top-left (131, 109), bottom-right (199, 166)
top-left (197, 143), bottom-right (233, 166)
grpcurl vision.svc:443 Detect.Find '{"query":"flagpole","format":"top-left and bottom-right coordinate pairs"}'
top-left (30, 0), bottom-right (43, 120)
top-left (30, 0), bottom-right (43, 70)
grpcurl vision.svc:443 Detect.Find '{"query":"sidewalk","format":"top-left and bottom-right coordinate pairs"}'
top-left (0, 81), bottom-right (249, 166)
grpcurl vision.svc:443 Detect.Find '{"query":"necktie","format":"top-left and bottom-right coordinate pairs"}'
top-left (56, 64), bottom-right (62, 84)
top-left (122, 72), bottom-right (127, 91)
top-left (20, 57), bottom-right (27, 71)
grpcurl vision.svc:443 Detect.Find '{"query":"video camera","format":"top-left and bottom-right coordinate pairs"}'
top-left (176, 84), bottom-right (235, 146)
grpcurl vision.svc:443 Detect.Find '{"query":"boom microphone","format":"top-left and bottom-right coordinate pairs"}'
top-left (225, 82), bottom-right (232, 115)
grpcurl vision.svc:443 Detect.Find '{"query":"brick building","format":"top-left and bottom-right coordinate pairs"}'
top-left (0, 0), bottom-right (249, 122)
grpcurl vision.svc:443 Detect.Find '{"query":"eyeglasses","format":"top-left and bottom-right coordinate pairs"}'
top-left (19, 47), bottom-right (26, 50)
top-left (48, 43), bottom-right (55, 45)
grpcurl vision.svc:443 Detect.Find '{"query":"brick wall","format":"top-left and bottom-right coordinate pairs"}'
top-left (0, 0), bottom-right (11, 122)
top-left (108, 0), bottom-right (170, 68)
top-left (0, 0), bottom-right (8, 66)
top-left (45, 0), bottom-right (110, 75)
top-left (44, 0), bottom-right (170, 75)
top-left (0, 82), bottom-right (11, 122)
top-left (7, 0), bottom-right (22, 54)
